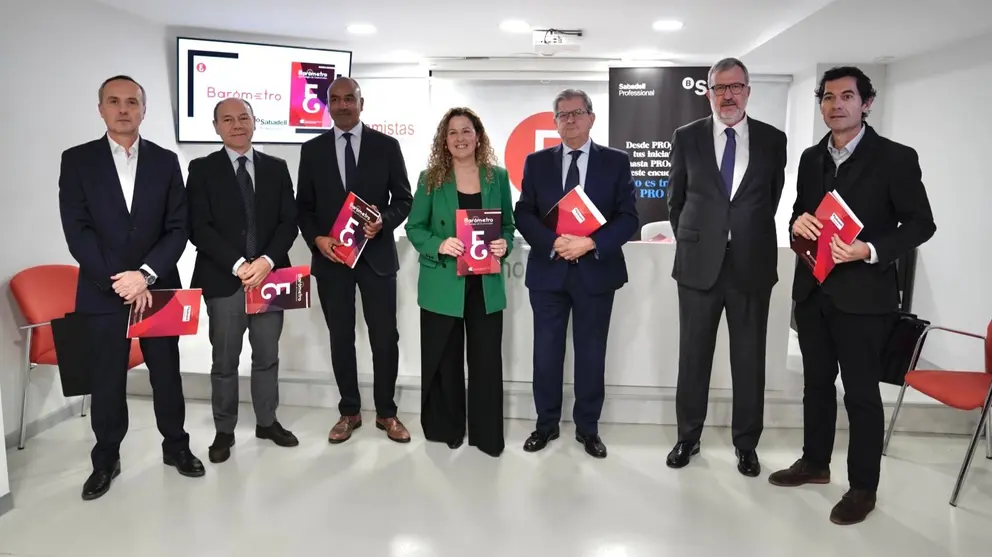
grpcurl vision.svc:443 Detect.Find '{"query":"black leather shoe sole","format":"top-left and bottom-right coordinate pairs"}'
top-left (82, 465), bottom-right (121, 501)
top-left (163, 455), bottom-right (206, 478)
top-left (523, 431), bottom-right (560, 452)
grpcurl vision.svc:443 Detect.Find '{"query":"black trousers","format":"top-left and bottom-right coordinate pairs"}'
top-left (420, 276), bottom-right (504, 456)
top-left (315, 259), bottom-right (399, 418)
top-left (795, 288), bottom-right (889, 491)
top-left (87, 310), bottom-right (189, 471)
top-left (675, 245), bottom-right (771, 450)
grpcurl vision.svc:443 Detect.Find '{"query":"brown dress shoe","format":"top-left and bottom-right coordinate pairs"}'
top-left (830, 489), bottom-right (876, 525)
top-left (376, 417), bottom-right (411, 443)
top-left (768, 458), bottom-right (830, 487)
top-left (328, 415), bottom-right (362, 444)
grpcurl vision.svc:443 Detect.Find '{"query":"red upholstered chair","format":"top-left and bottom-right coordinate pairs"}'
top-left (9, 264), bottom-right (144, 449)
top-left (882, 319), bottom-right (992, 506)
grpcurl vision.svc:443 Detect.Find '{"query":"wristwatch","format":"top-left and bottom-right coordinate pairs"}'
top-left (139, 269), bottom-right (156, 286)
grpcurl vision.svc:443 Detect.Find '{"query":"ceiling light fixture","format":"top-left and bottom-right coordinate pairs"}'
top-left (347, 23), bottom-right (376, 35)
top-left (652, 19), bottom-right (684, 32)
top-left (499, 19), bottom-right (532, 33)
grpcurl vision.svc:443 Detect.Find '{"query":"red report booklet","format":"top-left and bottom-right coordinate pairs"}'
top-left (330, 191), bottom-right (381, 269)
top-left (791, 190), bottom-right (865, 283)
top-left (126, 289), bottom-right (202, 338)
top-left (455, 209), bottom-right (502, 276)
top-left (245, 265), bottom-right (312, 314)
top-left (542, 185), bottom-right (607, 237)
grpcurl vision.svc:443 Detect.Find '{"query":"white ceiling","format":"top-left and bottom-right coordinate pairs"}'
top-left (92, 0), bottom-right (992, 72)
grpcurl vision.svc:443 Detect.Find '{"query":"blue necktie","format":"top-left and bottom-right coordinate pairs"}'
top-left (720, 128), bottom-right (735, 196)
top-left (343, 132), bottom-right (357, 191)
top-left (564, 150), bottom-right (581, 191)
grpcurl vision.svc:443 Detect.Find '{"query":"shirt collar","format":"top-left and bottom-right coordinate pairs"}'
top-left (225, 145), bottom-right (254, 165)
top-left (563, 137), bottom-right (592, 156)
top-left (108, 134), bottom-right (139, 157)
top-left (334, 121), bottom-right (363, 140)
top-left (713, 115), bottom-right (749, 140)
top-left (828, 123), bottom-right (866, 156)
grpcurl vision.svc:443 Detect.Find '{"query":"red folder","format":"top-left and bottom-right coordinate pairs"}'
top-left (126, 289), bottom-right (202, 338)
top-left (455, 209), bottom-right (502, 276)
top-left (329, 191), bottom-right (381, 269)
top-left (542, 185), bottom-right (607, 236)
top-left (245, 265), bottom-right (312, 314)
top-left (791, 190), bottom-right (865, 283)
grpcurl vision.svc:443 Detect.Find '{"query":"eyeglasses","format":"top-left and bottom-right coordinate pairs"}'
top-left (710, 83), bottom-right (746, 96)
top-left (555, 108), bottom-right (589, 121)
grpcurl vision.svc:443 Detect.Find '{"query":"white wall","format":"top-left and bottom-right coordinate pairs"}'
top-left (780, 69), bottom-right (817, 243)
top-left (883, 32), bottom-right (992, 372)
top-left (0, 0), bottom-right (175, 441)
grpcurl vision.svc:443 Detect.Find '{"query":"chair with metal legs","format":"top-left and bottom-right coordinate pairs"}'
top-left (9, 264), bottom-right (143, 449)
top-left (882, 319), bottom-right (992, 507)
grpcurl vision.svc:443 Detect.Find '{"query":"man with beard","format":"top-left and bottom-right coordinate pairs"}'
top-left (665, 58), bottom-right (788, 477)
top-left (296, 76), bottom-right (414, 443)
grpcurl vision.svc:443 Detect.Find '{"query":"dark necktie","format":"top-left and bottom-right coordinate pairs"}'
top-left (236, 156), bottom-right (257, 258)
top-left (720, 128), bottom-right (736, 196)
top-left (564, 149), bottom-right (581, 191)
top-left (343, 132), bottom-right (357, 191)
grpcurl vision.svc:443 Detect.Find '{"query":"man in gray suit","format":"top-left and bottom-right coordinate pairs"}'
top-left (187, 98), bottom-right (301, 463)
top-left (665, 58), bottom-right (787, 476)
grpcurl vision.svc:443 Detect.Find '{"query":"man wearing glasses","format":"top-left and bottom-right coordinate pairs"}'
top-left (665, 58), bottom-right (788, 476)
top-left (514, 89), bottom-right (639, 459)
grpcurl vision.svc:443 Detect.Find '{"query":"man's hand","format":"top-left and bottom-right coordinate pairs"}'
top-left (792, 213), bottom-right (823, 241)
top-left (111, 271), bottom-right (147, 300)
top-left (439, 237), bottom-right (465, 257)
top-left (127, 290), bottom-right (153, 313)
top-left (364, 204), bottom-right (383, 238)
top-left (236, 261), bottom-right (251, 280)
top-left (559, 235), bottom-right (596, 261)
top-left (241, 258), bottom-right (273, 290)
top-left (316, 236), bottom-right (344, 264)
top-left (830, 235), bottom-right (871, 264)
top-left (553, 236), bottom-right (571, 256)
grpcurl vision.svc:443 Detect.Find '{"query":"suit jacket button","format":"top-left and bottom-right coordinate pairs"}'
top-left (442, 263), bottom-right (447, 268)
top-left (440, 220), bottom-right (445, 226)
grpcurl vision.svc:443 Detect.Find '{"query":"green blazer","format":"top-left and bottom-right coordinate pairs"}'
top-left (405, 165), bottom-right (516, 318)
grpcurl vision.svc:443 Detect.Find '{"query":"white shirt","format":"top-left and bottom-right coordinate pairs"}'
top-left (107, 135), bottom-right (156, 279)
top-left (225, 145), bottom-right (274, 275)
top-left (713, 116), bottom-right (750, 201)
top-left (334, 122), bottom-right (363, 189)
top-left (826, 124), bottom-right (877, 264)
top-left (561, 137), bottom-right (591, 190)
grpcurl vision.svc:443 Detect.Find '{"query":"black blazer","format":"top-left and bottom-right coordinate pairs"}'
top-left (58, 135), bottom-right (188, 314)
top-left (187, 147), bottom-right (298, 299)
top-left (668, 116), bottom-right (788, 292)
top-left (295, 123), bottom-right (413, 278)
top-left (513, 142), bottom-right (639, 294)
top-left (789, 125), bottom-right (936, 314)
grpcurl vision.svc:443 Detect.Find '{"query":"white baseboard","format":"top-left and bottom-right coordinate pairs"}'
top-left (124, 370), bottom-right (984, 436)
top-left (4, 399), bottom-right (84, 450)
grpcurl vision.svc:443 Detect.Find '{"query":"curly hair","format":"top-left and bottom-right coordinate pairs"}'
top-left (423, 107), bottom-right (497, 194)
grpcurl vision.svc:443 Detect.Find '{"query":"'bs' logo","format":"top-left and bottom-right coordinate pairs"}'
top-left (196, 63), bottom-right (207, 72)
top-left (504, 112), bottom-right (560, 192)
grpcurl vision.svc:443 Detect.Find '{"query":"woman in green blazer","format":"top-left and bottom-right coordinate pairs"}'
top-left (404, 107), bottom-right (516, 457)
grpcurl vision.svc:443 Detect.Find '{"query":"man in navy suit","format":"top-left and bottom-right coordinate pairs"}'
top-left (514, 89), bottom-right (639, 458)
top-left (58, 75), bottom-right (205, 501)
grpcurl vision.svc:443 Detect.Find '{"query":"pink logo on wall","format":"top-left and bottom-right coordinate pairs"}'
top-left (504, 111), bottom-right (560, 192)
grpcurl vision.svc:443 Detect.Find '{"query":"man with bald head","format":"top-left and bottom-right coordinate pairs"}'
top-left (296, 76), bottom-right (413, 443)
top-left (187, 97), bottom-right (300, 464)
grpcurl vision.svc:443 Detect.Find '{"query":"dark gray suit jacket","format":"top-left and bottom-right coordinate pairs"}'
top-left (667, 115), bottom-right (787, 292)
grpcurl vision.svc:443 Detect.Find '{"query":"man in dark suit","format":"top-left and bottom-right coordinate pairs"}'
top-left (768, 66), bottom-right (935, 525)
top-left (514, 88), bottom-right (639, 459)
top-left (296, 77), bottom-right (413, 443)
top-left (58, 75), bottom-right (205, 501)
top-left (665, 58), bottom-right (788, 477)
top-left (187, 98), bottom-right (300, 464)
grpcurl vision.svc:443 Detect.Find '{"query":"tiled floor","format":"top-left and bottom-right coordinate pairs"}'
top-left (2, 398), bottom-right (991, 557)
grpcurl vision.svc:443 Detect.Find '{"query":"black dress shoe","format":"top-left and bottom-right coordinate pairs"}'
top-left (82, 461), bottom-right (121, 501)
top-left (736, 448), bottom-right (761, 477)
top-left (447, 437), bottom-right (464, 449)
top-left (164, 449), bottom-right (206, 478)
top-left (209, 432), bottom-right (235, 463)
top-left (666, 440), bottom-right (700, 468)
top-left (830, 489), bottom-right (876, 525)
top-left (576, 432), bottom-right (607, 459)
top-left (523, 429), bottom-right (559, 452)
top-left (256, 421), bottom-right (299, 447)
